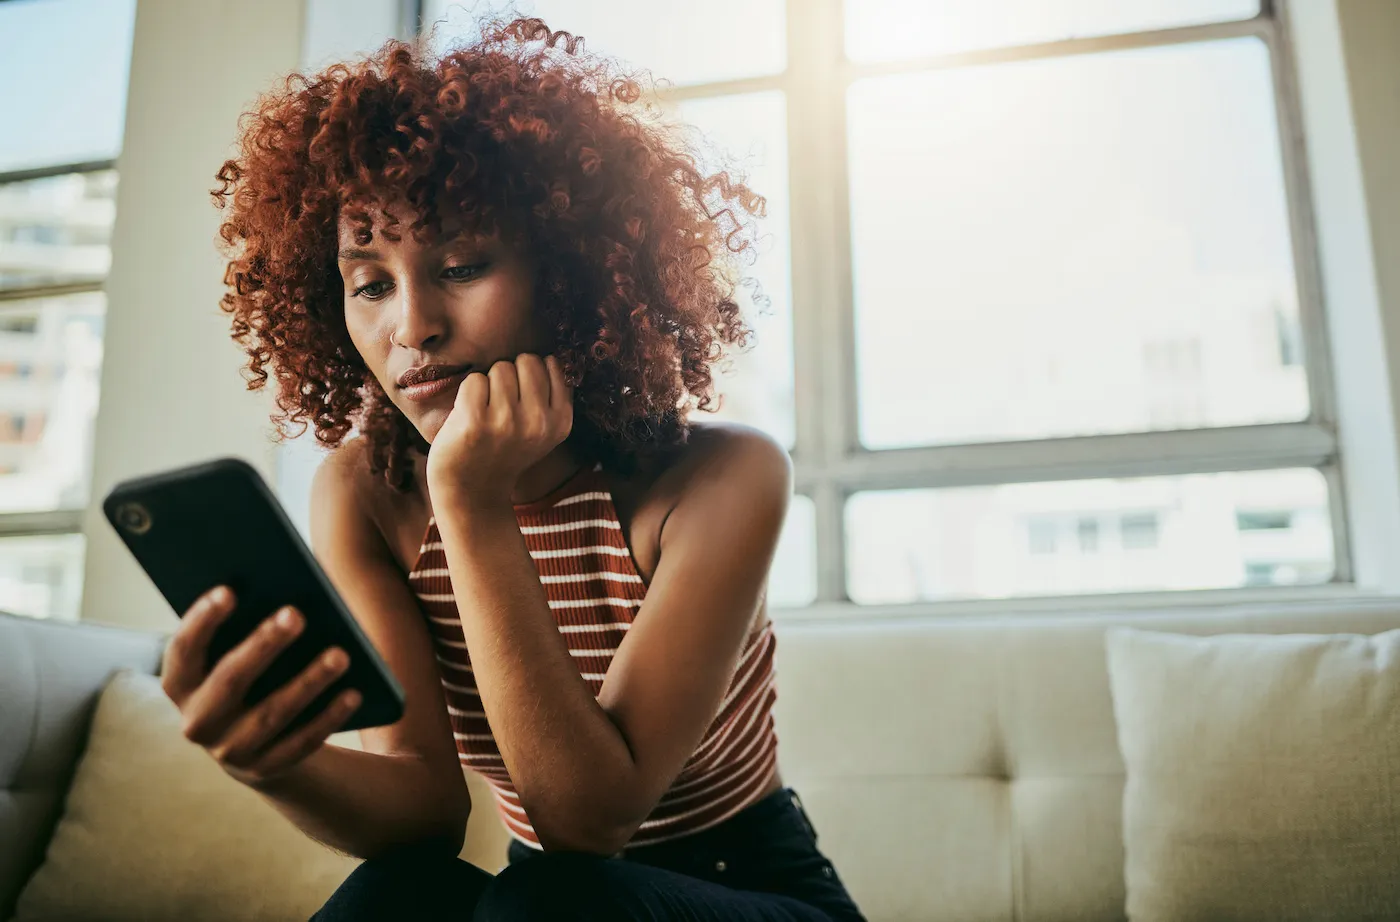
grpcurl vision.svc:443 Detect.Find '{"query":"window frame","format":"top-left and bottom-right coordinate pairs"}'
top-left (413, 1), bottom-right (1349, 614)
top-left (0, 158), bottom-right (115, 546)
top-left (636, 0), bottom-right (1349, 612)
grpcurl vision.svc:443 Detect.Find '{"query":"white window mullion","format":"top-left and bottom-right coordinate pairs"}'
top-left (786, 0), bottom-right (849, 602)
top-left (1266, 2), bottom-right (1352, 587)
top-left (0, 509), bottom-right (84, 539)
top-left (813, 422), bottom-right (1336, 493)
top-left (838, 14), bottom-right (1272, 85)
top-left (1320, 462), bottom-right (1354, 584)
top-left (1265, 2), bottom-right (1341, 431)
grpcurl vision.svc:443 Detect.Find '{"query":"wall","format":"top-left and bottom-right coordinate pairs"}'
top-left (1288, 0), bottom-right (1400, 594)
top-left (79, 0), bottom-right (306, 628)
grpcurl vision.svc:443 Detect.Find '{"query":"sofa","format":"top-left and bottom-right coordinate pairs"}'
top-left (4, 600), bottom-right (1400, 921)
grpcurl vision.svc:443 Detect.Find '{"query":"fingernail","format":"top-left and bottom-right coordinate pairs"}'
top-left (323, 648), bottom-right (347, 670)
top-left (277, 608), bottom-right (298, 628)
top-left (343, 690), bottom-right (362, 709)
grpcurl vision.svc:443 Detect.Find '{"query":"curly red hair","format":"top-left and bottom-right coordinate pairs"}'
top-left (213, 16), bottom-right (764, 490)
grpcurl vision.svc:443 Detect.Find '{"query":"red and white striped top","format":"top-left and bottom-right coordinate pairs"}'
top-left (407, 465), bottom-right (779, 849)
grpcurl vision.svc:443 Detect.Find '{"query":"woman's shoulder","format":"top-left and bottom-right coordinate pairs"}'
top-left (312, 436), bottom-right (375, 506)
top-left (311, 437), bottom-right (424, 535)
top-left (623, 420), bottom-right (792, 521)
top-left (605, 420), bottom-right (791, 578)
top-left (679, 419), bottom-right (791, 480)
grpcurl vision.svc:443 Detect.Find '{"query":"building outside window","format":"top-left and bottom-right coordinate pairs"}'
top-left (0, 0), bottom-right (137, 619)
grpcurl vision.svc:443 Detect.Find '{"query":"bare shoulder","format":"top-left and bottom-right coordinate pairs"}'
top-left (310, 437), bottom-right (374, 517)
top-left (672, 420), bottom-right (792, 494)
top-left (309, 437), bottom-right (401, 548)
top-left (631, 420), bottom-right (792, 530)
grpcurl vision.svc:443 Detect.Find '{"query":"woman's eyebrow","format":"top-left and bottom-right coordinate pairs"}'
top-left (337, 246), bottom-right (381, 262)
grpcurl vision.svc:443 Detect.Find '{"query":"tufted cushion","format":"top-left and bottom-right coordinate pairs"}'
top-left (772, 602), bottom-right (1400, 922)
top-left (7, 601), bottom-right (1400, 922)
top-left (0, 613), bottom-right (164, 921)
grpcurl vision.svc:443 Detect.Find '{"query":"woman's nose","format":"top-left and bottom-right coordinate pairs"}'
top-left (391, 282), bottom-right (448, 351)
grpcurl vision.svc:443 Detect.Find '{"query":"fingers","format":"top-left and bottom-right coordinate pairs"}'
top-left (161, 586), bottom-right (237, 704)
top-left (544, 355), bottom-right (573, 410)
top-left (488, 359), bottom-right (521, 407)
top-left (180, 606), bottom-right (304, 746)
top-left (238, 687), bottom-right (362, 781)
top-left (515, 354), bottom-right (551, 409)
top-left (458, 369), bottom-right (490, 415)
top-left (212, 645), bottom-right (353, 768)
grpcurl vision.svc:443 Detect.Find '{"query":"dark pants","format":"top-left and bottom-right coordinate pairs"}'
top-left (310, 788), bottom-right (867, 921)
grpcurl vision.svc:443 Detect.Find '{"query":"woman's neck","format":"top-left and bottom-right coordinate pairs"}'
top-left (510, 441), bottom-right (588, 506)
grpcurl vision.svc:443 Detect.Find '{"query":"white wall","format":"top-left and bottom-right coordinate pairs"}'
top-left (1288, 0), bottom-right (1400, 594)
top-left (79, 0), bottom-right (306, 629)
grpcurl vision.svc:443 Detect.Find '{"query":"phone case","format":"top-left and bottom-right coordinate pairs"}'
top-left (103, 457), bottom-right (405, 733)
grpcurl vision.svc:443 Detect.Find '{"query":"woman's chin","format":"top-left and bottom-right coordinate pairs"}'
top-left (407, 407), bottom-right (450, 446)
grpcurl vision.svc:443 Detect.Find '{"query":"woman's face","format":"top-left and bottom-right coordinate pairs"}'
top-left (337, 204), bottom-right (546, 443)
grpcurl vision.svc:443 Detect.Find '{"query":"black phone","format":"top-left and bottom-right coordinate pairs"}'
top-left (103, 456), bottom-right (405, 734)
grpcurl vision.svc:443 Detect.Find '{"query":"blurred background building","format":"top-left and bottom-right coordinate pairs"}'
top-left (4, 0), bottom-right (1400, 625)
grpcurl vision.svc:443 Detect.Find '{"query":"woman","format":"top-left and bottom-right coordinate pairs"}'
top-left (160, 15), bottom-right (865, 922)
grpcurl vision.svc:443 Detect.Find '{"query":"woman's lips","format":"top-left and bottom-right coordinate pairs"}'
top-left (399, 369), bottom-right (470, 402)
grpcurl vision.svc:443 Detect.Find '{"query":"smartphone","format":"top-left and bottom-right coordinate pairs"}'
top-left (103, 457), bottom-right (405, 734)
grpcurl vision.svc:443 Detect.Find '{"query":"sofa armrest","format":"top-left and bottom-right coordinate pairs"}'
top-left (0, 612), bottom-right (166, 921)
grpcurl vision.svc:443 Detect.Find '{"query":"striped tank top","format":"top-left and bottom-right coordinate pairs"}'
top-left (407, 464), bottom-right (779, 849)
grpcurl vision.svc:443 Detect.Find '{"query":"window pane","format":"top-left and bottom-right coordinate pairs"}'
top-left (769, 494), bottom-right (816, 608)
top-left (675, 91), bottom-right (794, 446)
top-left (0, 533), bottom-right (85, 619)
top-left (425, 0), bottom-right (785, 87)
top-left (846, 0), bottom-right (1260, 62)
top-left (0, 170), bottom-right (118, 292)
top-left (0, 0), bottom-right (137, 172)
top-left (849, 39), bottom-right (1305, 449)
top-left (0, 292), bottom-right (104, 513)
top-left (845, 469), bottom-right (1333, 603)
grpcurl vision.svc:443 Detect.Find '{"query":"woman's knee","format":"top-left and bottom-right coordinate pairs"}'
top-left (473, 852), bottom-right (635, 922)
top-left (311, 840), bottom-right (481, 921)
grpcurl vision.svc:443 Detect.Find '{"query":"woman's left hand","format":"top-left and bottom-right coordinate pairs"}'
top-left (425, 353), bottom-right (574, 505)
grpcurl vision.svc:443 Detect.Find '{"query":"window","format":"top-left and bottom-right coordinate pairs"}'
top-left (1077, 518), bottom-right (1100, 553)
top-left (425, 0), bottom-right (1341, 612)
top-left (1238, 510), bottom-right (1293, 531)
top-left (0, 0), bottom-right (137, 619)
top-left (1120, 514), bottom-right (1161, 551)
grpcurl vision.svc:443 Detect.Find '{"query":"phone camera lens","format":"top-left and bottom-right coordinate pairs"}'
top-left (115, 502), bottom-right (152, 536)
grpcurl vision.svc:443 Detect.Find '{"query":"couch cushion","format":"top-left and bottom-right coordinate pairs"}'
top-left (0, 613), bottom-right (164, 921)
top-left (773, 602), bottom-right (1400, 922)
top-left (1106, 627), bottom-right (1400, 922)
top-left (11, 669), bottom-right (359, 922)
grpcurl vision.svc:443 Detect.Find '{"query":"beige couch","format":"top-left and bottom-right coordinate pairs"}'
top-left (4, 601), bottom-right (1400, 921)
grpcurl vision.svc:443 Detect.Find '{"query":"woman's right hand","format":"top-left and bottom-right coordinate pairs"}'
top-left (160, 585), bottom-right (363, 788)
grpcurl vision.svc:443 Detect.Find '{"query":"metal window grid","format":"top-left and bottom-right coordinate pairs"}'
top-left (646, 0), bottom-right (1346, 608)
top-left (0, 159), bottom-right (115, 539)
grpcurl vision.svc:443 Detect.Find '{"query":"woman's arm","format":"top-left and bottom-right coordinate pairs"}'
top-left (429, 357), bottom-right (790, 854)
top-left (245, 445), bottom-right (472, 859)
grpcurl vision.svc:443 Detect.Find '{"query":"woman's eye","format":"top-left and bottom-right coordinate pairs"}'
top-left (351, 280), bottom-right (392, 300)
top-left (443, 262), bottom-right (487, 281)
